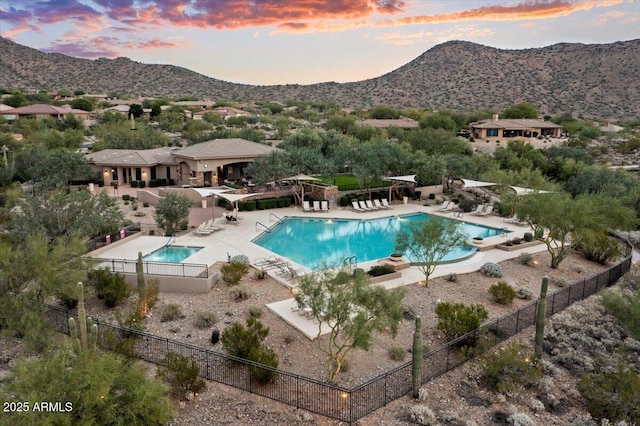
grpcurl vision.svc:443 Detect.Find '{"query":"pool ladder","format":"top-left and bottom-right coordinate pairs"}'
top-left (344, 255), bottom-right (358, 269)
top-left (256, 221), bottom-right (271, 233)
top-left (269, 213), bottom-right (283, 223)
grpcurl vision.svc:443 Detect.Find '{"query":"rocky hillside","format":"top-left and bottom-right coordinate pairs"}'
top-left (1, 37), bottom-right (638, 120)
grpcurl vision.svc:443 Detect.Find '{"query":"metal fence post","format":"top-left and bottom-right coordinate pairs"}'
top-left (515, 309), bottom-right (521, 333)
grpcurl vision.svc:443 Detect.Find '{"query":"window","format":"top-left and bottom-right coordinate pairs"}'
top-left (487, 129), bottom-right (498, 137)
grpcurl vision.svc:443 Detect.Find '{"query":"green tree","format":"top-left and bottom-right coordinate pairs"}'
top-left (70, 97), bottom-right (96, 111)
top-left (502, 102), bottom-right (539, 119)
top-left (515, 192), bottom-right (635, 268)
top-left (395, 217), bottom-right (467, 287)
top-left (0, 343), bottom-right (174, 425)
top-left (154, 192), bottom-right (192, 235)
top-left (14, 146), bottom-right (92, 189)
top-left (411, 151), bottom-right (446, 186)
top-left (128, 103), bottom-right (143, 118)
top-left (4, 91), bottom-right (27, 108)
top-left (369, 105), bottom-right (400, 119)
top-left (92, 120), bottom-right (169, 150)
top-left (244, 150), bottom-right (295, 185)
top-left (294, 266), bottom-right (404, 382)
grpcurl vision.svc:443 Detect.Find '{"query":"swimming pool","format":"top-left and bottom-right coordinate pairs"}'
top-left (142, 246), bottom-right (204, 263)
top-left (253, 213), bottom-right (506, 269)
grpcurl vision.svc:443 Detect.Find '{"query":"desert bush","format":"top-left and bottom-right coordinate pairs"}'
top-left (445, 273), bottom-right (458, 282)
top-left (489, 281), bottom-right (516, 305)
top-left (458, 198), bottom-right (476, 213)
top-left (248, 305), bottom-right (263, 318)
top-left (517, 252), bottom-right (534, 266)
top-left (388, 346), bottom-right (406, 361)
top-left (480, 262), bottom-right (503, 277)
top-left (600, 289), bottom-right (640, 340)
top-left (367, 264), bottom-right (396, 277)
top-left (507, 412), bottom-right (535, 426)
top-left (523, 232), bottom-right (534, 242)
top-left (87, 268), bottom-right (130, 308)
top-left (157, 352), bottom-right (206, 400)
top-left (194, 311), bottom-right (218, 329)
top-left (230, 285), bottom-right (250, 301)
top-left (254, 269), bottom-right (266, 280)
top-left (578, 355), bottom-right (640, 424)
top-left (230, 254), bottom-right (250, 265)
top-left (576, 234), bottom-right (621, 265)
top-left (516, 288), bottom-right (533, 300)
top-left (409, 404), bottom-right (437, 425)
top-left (480, 341), bottom-right (542, 395)
top-left (435, 301), bottom-right (489, 342)
top-left (221, 261), bottom-right (248, 285)
top-left (550, 276), bottom-right (570, 288)
top-left (220, 318), bottom-right (279, 383)
top-left (160, 303), bottom-right (183, 322)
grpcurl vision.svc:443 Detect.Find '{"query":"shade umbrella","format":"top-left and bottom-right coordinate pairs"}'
top-left (280, 174), bottom-right (320, 205)
top-left (192, 188), bottom-right (232, 219)
top-left (215, 192), bottom-right (263, 220)
top-left (510, 186), bottom-right (552, 196)
top-left (384, 175), bottom-right (417, 202)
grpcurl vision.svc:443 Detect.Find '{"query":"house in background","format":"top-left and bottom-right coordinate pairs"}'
top-left (0, 103), bottom-right (92, 122)
top-left (471, 115), bottom-right (562, 140)
top-left (85, 138), bottom-right (279, 187)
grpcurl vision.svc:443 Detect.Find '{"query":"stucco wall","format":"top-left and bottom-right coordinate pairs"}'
top-left (120, 271), bottom-right (218, 293)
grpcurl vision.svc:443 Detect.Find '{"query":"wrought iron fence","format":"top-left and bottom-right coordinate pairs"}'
top-left (43, 244), bottom-right (633, 423)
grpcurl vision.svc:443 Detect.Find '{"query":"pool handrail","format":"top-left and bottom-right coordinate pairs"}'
top-left (256, 221), bottom-right (271, 233)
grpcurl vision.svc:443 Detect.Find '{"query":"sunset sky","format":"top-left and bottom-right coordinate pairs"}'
top-left (1, 1), bottom-right (638, 85)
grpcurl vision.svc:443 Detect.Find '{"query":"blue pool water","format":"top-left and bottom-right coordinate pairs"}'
top-left (142, 246), bottom-right (203, 263)
top-left (253, 213), bottom-right (505, 269)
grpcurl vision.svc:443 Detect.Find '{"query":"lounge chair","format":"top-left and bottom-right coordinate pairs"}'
top-left (193, 223), bottom-right (214, 236)
top-left (436, 201), bottom-right (451, 211)
top-left (373, 199), bottom-right (385, 209)
top-left (313, 201), bottom-right (321, 211)
top-left (365, 200), bottom-right (379, 210)
top-left (351, 200), bottom-right (365, 212)
top-left (321, 200), bottom-right (329, 211)
top-left (381, 199), bottom-right (393, 209)
top-left (358, 200), bottom-right (371, 211)
top-left (277, 265), bottom-right (304, 279)
top-left (254, 256), bottom-right (287, 270)
top-left (470, 204), bottom-right (487, 215)
top-left (302, 201), bottom-right (313, 212)
top-left (477, 205), bottom-right (493, 216)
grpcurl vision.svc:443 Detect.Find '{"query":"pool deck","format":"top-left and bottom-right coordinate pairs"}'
top-left (90, 201), bottom-right (548, 339)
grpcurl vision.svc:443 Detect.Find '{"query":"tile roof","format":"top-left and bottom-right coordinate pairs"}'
top-left (172, 138), bottom-right (278, 160)
top-left (85, 147), bottom-right (177, 166)
top-left (472, 118), bottom-right (561, 129)
top-left (0, 103), bottom-right (90, 116)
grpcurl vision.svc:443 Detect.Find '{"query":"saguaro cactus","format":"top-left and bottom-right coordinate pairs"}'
top-left (412, 316), bottom-right (423, 398)
top-left (69, 282), bottom-right (97, 355)
top-left (535, 276), bottom-right (549, 359)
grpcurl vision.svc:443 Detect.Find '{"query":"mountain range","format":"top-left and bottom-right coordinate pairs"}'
top-left (1, 37), bottom-right (638, 120)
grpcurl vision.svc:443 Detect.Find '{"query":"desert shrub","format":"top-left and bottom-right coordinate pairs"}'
top-left (220, 318), bottom-right (278, 383)
top-left (480, 262), bottom-right (503, 277)
top-left (160, 303), bottom-right (183, 322)
top-left (248, 305), bottom-right (263, 318)
top-left (445, 273), bottom-right (458, 282)
top-left (230, 254), bottom-right (250, 265)
top-left (601, 289), bottom-right (640, 340)
top-left (578, 355), bottom-right (640, 423)
top-left (367, 264), bottom-right (396, 277)
top-left (254, 269), bottom-right (265, 280)
top-left (409, 404), bottom-right (437, 425)
top-left (221, 261), bottom-right (248, 286)
top-left (550, 276), bottom-right (570, 288)
top-left (145, 278), bottom-right (160, 311)
top-left (507, 412), bottom-right (535, 426)
top-left (194, 311), bottom-right (218, 329)
top-left (480, 341), bottom-right (542, 395)
top-left (122, 194), bottom-right (131, 201)
top-left (388, 346), bottom-right (406, 361)
top-left (352, 267), bottom-right (365, 278)
top-left (523, 232), bottom-right (533, 242)
top-left (230, 285), bottom-right (250, 301)
top-left (516, 288), bottom-right (533, 300)
top-left (489, 281), bottom-right (516, 305)
top-left (517, 252), bottom-right (534, 266)
top-left (576, 233), bottom-right (621, 265)
top-left (157, 352), bottom-right (206, 399)
top-left (458, 198), bottom-right (476, 212)
top-left (87, 268), bottom-right (130, 308)
top-left (435, 301), bottom-right (489, 342)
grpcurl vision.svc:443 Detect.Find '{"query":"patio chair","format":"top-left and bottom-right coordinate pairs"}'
top-left (303, 201), bottom-right (313, 212)
top-left (381, 199), bottom-right (393, 209)
top-left (358, 200), bottom-right (371, 211)
top-left (374, 199), bottom-right (388, 209)
top-left (365, 200), bottom-right (379, 210)
top-left (321, 200), bottom-right (329, 212)
top-left (470, 204), bottom-right (487, 215)
top-left (313, 201), bottom-right (322, 211)
top-left (351, 200), bottom-right (365, 212)
top-left (444, 202), bottom-right (458, 211)
top-left (477, 205), bottom-right (493, 216)
top-left (436, 200), bottom-right (451, 211)
top-left (193, 223), bottom-right (214, 236)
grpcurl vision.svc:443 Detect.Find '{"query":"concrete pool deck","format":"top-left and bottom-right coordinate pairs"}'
top-left (89, 201), bottom-right (548, 339)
